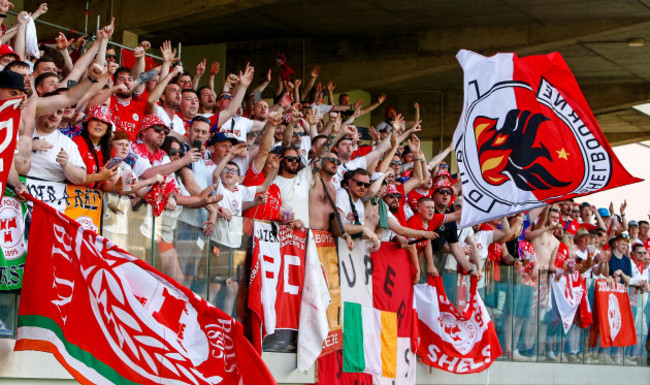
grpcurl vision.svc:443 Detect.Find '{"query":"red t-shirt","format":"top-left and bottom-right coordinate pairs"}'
top-left (407, 188), bottom-right (432, 212)
top-left (578, 222), bottom-right (599, 231)
top-left (351, 145), bottom-right (372, 159)
top-left (405, 214), bottom-right (444, 251)
top-left (241, 166), bottom-right (282, 221)
top-left (110, 93), bottom-right (147, 142)
top-left (393, 184), bottom-right (408, 226)
top-left (73, 136), bottom-right (105, 189)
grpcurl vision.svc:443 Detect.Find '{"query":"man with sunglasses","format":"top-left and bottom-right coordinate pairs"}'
top-left (335, 168), bottom-right (380, 250)
top-left (309, 151), bottom-right (342, 231)
top-left (130, 115), bottom-right (201, 185)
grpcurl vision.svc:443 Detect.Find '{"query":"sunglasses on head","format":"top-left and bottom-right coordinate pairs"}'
top-left (168, 149), bottom-right (183, 156)
top-left (326, 157), bottom-right (341, 165)
top-left (351, 179), bottom-right (370, 188)
top-left (284, 156), bottom-right (300, 163)
top-left (436, 189), bottom-right (453, 195)
top-left (222, 168), bottom-right (239, 175)
top-left (152, 126), bottom-right (170, 135)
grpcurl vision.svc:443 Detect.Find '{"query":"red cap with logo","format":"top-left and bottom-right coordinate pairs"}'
top-left (434, 167), bottom-right (452, 181)
top-left (140, 114), bottom-right (168, 131)
top-left (84, 104), bottom-right (113, 126)
top-left (386, 184), bottom-right (400, 195)
top-left (432, 178), bottom-right (453, 194)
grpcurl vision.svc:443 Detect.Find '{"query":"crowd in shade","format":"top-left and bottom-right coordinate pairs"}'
top-left (0, 1), bottom-right (648, 367)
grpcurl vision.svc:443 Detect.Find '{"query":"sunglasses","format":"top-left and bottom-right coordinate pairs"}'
top-left (284, 156), bottom-right (300, 163)
top-left (351, 179), bottom-right (370, 188)
top-left (572, 210), bottom-right (580, 213)
top-left (106, 54), bottom-right (117, 60)
top-left (326, 157), bottom-right (341, 165)
top-left (386, 193), bottom-right (401, 199)
top-left (390, 160), bottom-right (402, 166)
top-left (436, 189), bottom-right (453, 195)
top-left (221, 168), bottom-right (239, 175)
top-left (168, 149), bottom-right (183, 156)
top-left (217, 94), bottom-right (233, 101)
top-left (152, 126), bottom-right (170, 135)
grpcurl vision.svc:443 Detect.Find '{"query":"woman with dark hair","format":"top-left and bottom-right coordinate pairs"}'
top-left (72, 104), bottom-right (118, 188)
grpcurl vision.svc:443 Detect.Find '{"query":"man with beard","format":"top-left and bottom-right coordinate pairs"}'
top-left (275, 119), bottom-right (353, 229)
top-left (146, 65), bottom-right (187, 140)
top-left (335, 168), bottom-right (380, 251)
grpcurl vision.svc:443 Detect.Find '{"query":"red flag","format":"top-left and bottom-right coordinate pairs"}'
top-left (414, 276), bottom-right (501, 374)
top-left (121, 48), bottom-right (159, 71)
top-left (15, 196), bottom-right (276, 385)
top-left (0, 98), bottom-right (22, 197)
top-left (453, 50), bottom-right (642, 227)
top-left (590, 280), bottom-right (637, 348)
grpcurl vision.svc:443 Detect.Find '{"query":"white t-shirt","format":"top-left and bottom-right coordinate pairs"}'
top-left (332, 156), bottom-right (367, 190)
top-left (178, 158), bottom-right (217, 227)
top-left (381, 210), bottom-right (397, 242)
top-left (473, 230), bottom-right (495, 260)
top-left (273, 167), bottom-right (314, 228)
top-left (297, 135), bottom-right (311, 166)
top-left (219, 115), bottom-right (254, 144)
top-left (336, 188), bottom-right (365, 225)
top-left (155, 105), bottom-right (186, 136)
top-left (29, 129), bottom-right (86, 182)
top-left (215, 179), bottom-right (256, 217)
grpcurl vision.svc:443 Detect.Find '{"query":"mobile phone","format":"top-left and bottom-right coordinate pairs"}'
top-left (106, 157), bottom-right (123, 169)
top-left (192, 140), bottom-right (202, 150)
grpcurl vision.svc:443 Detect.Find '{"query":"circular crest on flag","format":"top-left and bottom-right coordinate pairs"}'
top-left (0, 198), bottom-right (25, 260)
top-left (457, 80), bottom-right (612, 213)
top-left (607, 292), bottom-right (622, 340)
top-left (439, 311), bottom-right (479, 355)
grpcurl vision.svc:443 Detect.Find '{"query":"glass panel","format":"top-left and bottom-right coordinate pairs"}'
top-left (0, 292), bottom-right (16, 338)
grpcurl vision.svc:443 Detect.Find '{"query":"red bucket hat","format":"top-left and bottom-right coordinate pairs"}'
top-left (84, 104), bottom-right (113, 126)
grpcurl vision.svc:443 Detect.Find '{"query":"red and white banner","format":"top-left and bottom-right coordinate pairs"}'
top-left (453, 49), bottom-right (641, 226)
top-left (591, 279), bottom-right (637, 348)
top-left (550, 272), bottom-right (590, 333)
top-left (15, 196), bottom-right (276, 385)
top-left (414, 276), bottom-right (501, 374)
top-left (248, 221), bottom-right (306, 352)
top-left (0, 98), bottom-right (22, 197)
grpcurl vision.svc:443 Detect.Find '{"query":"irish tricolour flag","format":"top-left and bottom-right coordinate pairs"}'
top-left (343, 302), bottom-right (398, 378)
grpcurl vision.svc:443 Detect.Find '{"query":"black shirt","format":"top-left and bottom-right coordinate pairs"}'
top-left (431, 206), bottom-right (458, 252)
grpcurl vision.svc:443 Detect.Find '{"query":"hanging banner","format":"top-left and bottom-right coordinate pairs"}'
top-left (590, 279), bottom-right (637, 348)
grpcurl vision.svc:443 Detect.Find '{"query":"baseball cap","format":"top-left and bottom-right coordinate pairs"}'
top-left (0, 70), bottom-right (25, 93)
top-left (84, 104), bottom-right (113, 126)
top-left (269, 145), bottom-right (284, 155)
top-left (0, 45), bottom-right (20, 61)
top-left (385, 184), bottom-right (400, 195)
top-left (432, 178), bottom-right (453, 194)
top-left (579, 202), bottom-right (591, 210)
top-left (598, 208), bottom-right (610, 218)
top-left (140, 114), bottom-right (168, 131)
top-left (629, 220), bottom-right (639, 227)
top-left (434, 167), bottom-right (452, 180)
top-left (206, 132), bottom-right (239, 146)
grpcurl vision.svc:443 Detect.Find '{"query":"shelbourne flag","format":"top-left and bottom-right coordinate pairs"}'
top-left (453, 49), bottom-right (641, 226)
top-left (15, 195), bottom-right (276, 385)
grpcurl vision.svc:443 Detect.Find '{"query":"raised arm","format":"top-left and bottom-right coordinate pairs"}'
top-left (37, 64), bottom-right (108, 116)
top-left (61, 21), bottom-right (110, 84)
top-left (146, 64), bottom-right (183, 114)
top-left (207, 61), bottom-right (220, 92)
top-left (251, 112), bottom-right (282, 172)
top-left (358, 94), bottom-right (386, 116)
top-left (159, 40), bottom-right (176, 80)
top-left (326, 81), bottom-right (335, 105)
top-left (300, 66), bottom-right (319, 101)
top-left (428, 142), bottom-right (453, 170)
top-left (216, 63), bottom-right (254, 127)
top-left (192, 58), bottom-right (206, 90)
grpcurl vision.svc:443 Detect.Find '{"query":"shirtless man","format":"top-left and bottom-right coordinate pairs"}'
top-left (527, 206), bottom-right (563, 272)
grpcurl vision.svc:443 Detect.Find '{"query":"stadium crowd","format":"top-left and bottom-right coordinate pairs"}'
top-left (0, 1), bottom-right (648, 366)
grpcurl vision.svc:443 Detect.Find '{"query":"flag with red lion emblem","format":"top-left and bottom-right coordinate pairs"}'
top-left (414, 276), bottom-right (501, 374)
top-left (453, 49), bottom-right (641, 226)
top-left (15, 196), bottom-right (276, 385)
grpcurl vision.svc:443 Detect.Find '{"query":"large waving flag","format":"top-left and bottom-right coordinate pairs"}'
top-left (415, 276), bottom-right (501, 374)
top-left (15, 196), bottom-right (276, 385)
top-left (453, 49), bottom-right (641, 226)
top-left (0, 97), bottom-right (22, 197)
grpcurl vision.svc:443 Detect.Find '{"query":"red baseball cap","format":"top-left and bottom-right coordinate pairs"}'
top-left (0, 45), bottom-right (20, 61)
top-left (84, 104), bottom-right (113, 126)
top-left (432, 178), bottom-right (453, 194)
top-left (386, 184), bottom-right (400, 195)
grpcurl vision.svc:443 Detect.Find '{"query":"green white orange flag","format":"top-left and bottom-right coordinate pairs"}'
top-left (15, 195), bottom-right (276, 385)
